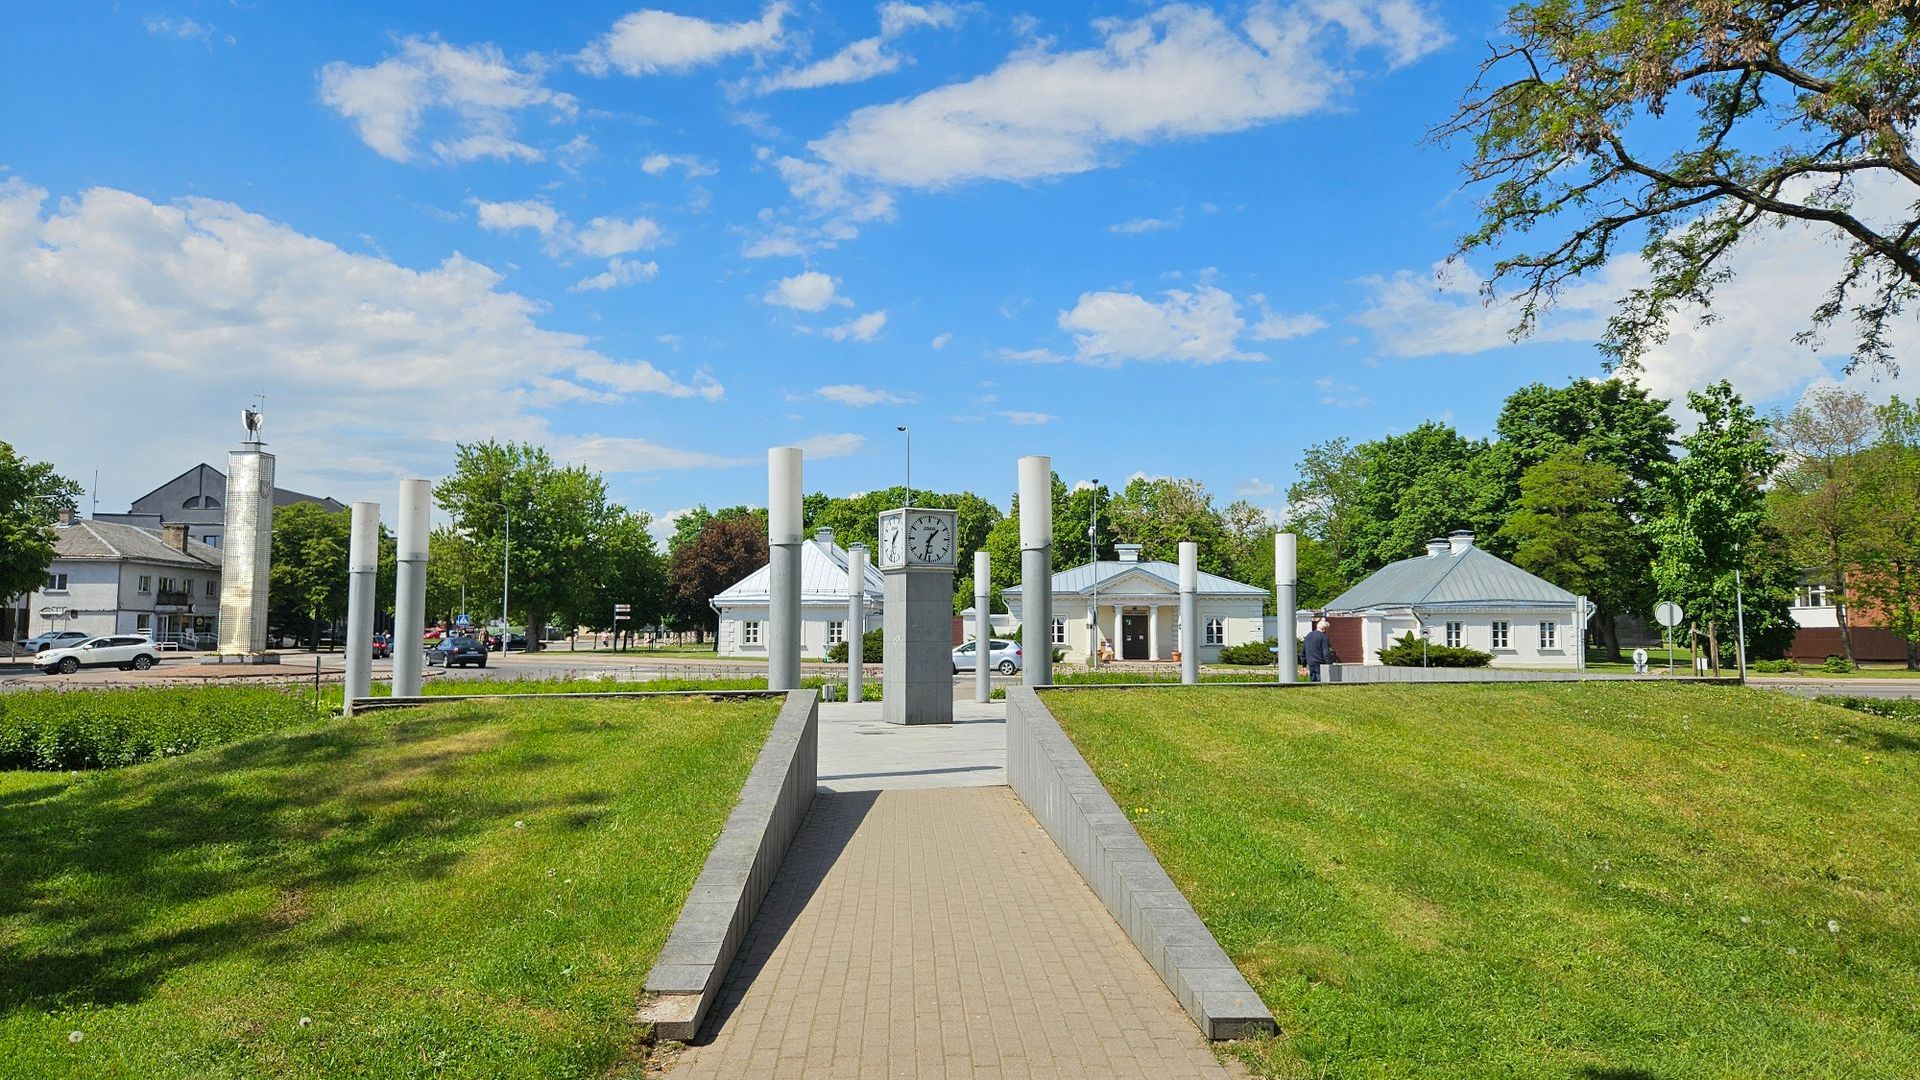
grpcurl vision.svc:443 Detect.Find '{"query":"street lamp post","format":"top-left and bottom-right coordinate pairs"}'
top-left (896, 425), bottom-right (911, 507)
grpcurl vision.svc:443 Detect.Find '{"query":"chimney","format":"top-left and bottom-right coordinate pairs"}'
top-left (814, 527), bottom-right (835, 546)
top-left (1115, 544), bottom-right (1143, 563)
top-left (1448, 530), bottom-right (1475, 555)
top-left (55, 505), bottom-right (77, 526)
top-left (1425, 538), bottom-right (1449, 558)
top-left (162, 523), bottom-right (190, 553)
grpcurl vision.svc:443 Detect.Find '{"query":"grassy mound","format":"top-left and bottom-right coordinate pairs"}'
top-left (0, 686), bottom-right (324, 770)
top-left (1045, 684), bottom-right (1920, 1078)
top-left (0, 695), bottom-right (778, 1078)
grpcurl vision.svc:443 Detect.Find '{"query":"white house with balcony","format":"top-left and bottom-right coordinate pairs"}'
top-left (1003, 544), bottom-right (1269, 664)
top-left (711, 529), bottom-right (883, 659)
top-left (1320, 530), bottom-right (1585, 668)
top-left (16, 514), bottom-right (223, 646)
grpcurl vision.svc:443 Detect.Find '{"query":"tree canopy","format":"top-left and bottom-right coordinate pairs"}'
top-left (0, 441), bottom-right (83, 608)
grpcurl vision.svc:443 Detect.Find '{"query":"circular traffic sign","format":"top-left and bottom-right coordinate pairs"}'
top-left (1654, 601), bottom-right (1683, 628)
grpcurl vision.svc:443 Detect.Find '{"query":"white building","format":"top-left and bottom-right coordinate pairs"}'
top-left (1003, 544), bottom-right (1269, 664)
top-left (711, 529), bottom-right (883, 659)
top-left (1321, 530), bottom-right (1584, 669)
top-left (14, 514), bottom-right (224, 646)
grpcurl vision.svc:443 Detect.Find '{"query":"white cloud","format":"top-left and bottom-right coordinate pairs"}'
top-left (1058, 284), bottom-right (1263, 366)
top-left (145, 16), bottom-right (227, 44)
top-left (1249, 296), bottom-right (1327, 340)
top-left (813, 383), bottom-right (918, 406)
top-left (1315, 376), bottom-right (1371, 408)
top-left (1110, 212), bottom-right (1181, 235)
top-left (930, 331), bottom-right (952, 350)
top-left (793, 2), bottom-right (1448, 203)
top-left (1236, 478), bottom-right (1277, 496)
top-left (791, 432), bottom-right (868, 459)
top-left (1352, 258), bottom-right (1613, 358)
top-left (764, 270), bottom-right (848, 311)
top-left (824, 310), bottom-right (887, 343)
top-left (641, 152), bottom-right (718, 177)
top-left (318, 36), bottom-right (577, 164)
top-left (0, 178), bottom-right (724, 506)
top-left (570, 257), bottom-right (660, 292)
top-left (472, 197), bottom-right (561, 237)
top-left (574, 215), bottom-right (664, 257)
top-left (757, 3), bottom-right (960, 93)
top-left (578, 3), bottom-right (789, 76)
top-left (550, 436), bottom-right (750, 472)
top-left (1000, 410), bottom-right (1056, 425)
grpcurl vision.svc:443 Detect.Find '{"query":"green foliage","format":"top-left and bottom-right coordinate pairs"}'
top-left (1752, 659), bottom-right (1799, 674)
top-left (0, 440), bottom-right (83, 605)
top-left (1436, 0), bottom-right (1920, 373)
top-left (1497, 451), bottom-right (1631, 599)
top-left (267, 502), bottom-right (359, 648)
top-left (1845, 396), bottom-right (1920, 669)
top-left (824, 626), bottom-right (885, 665)
top-left (1217, 639), bottom-right (1281, 666)
top-left (1818, 695), bottom-right (1920, 722)
top-left (1376, 631), bottom-right (1494, 667)
top-left (0, 686), bottom-right (321, 770)
top-left (667, 513), bottom-right (766, 635)
top-left (1822, 655), bottom-right (1855, 675)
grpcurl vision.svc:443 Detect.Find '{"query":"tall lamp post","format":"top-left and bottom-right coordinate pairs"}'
top-left (1086, 480), bottom-right (1100, 671)
top-left (896, 425), bottom-right (911, 507)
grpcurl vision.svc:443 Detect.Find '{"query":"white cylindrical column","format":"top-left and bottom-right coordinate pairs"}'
top-left (847, 543), bottom-right (867, 701)
top-left (392, 480), bottom-right (431, 697)
top-left (344, 501), bottom-right (380, 711)
top-left (974, 550), bottom-right (992, 703)
top-left (768, 448), bottom-right (804, 691)
top-left (1018, 456), bottom-right (1052, 686)
top-left (1179, 541), bottom-right (1198, 684)
top-left (1276, 531), bottom-right (1298, 684)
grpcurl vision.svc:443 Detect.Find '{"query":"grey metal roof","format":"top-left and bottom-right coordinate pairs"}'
top-left (712, 535), bottom-right (886, 608)
top-left (1002, 559), bottom-right (1265, 598)
top-left (52, 521), bottom-right (222, 569)
top-left (1322, 544), bottom-right (1576, 613)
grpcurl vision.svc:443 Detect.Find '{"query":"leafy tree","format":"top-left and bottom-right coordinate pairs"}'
top-left (804, 485), bottom-right (1003, 613)
top-left (1294, 534), bottom-right (1347, 610)
top-left (668, 514), bottom-right (767, 639)
top-left (1855, 396), bottom-right (1920, 668)
top-left (267, 503), bottom-right (351, 651)
top-left (1286, 438), bottom-right (1363, 591)
top-left (1330, 422), bottom-right (1505, 582)
top-left (575, 511), bottom-right (665, 647)
top-left (0, 441), bottom-right (83, 616)
top-left (425, 526), bottom-right (480, 625)
top-left (1107, 477), bottom-right (1228, 571)
top-left (1497, 452), bottom-right (1636, 656)
top-left (1437, 1), bottom-right (1920, 373)
top-left (1770, 386), bottom-right (1883, 663)
top-left (1650, 382), bottom-right (1784, 672)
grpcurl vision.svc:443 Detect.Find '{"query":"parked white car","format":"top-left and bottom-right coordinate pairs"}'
top-left (952, 638), bottom-right (1022, 675)
top-left (35, 635), bottom-right (163, 675)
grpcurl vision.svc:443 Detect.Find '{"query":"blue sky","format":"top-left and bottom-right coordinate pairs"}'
top-left (2, 1), bottom-right (1903, 533)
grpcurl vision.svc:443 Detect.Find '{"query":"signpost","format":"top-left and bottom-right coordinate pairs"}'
top-left (612, 603), bottom-right (630, 653)
top-left (1653, 601), bottom-right (1683, 675)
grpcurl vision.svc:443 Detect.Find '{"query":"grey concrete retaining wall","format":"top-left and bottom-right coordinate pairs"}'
top-left (1324, 665), bottom-right (1738, 685)
top-left (1005, 686), bottom-right (1276, 1040)
top-left (639, 689), bottom-right (818, 1041)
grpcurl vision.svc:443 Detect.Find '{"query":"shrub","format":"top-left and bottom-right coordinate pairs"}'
top-left (1752, 659), bottom-right (1799, 674)
top-left (1377, 632), bottom-right (1493, 668)
top-left (1217, 639), bottom-right (1281, 666)
top-left (1818, 696), bottom-right (1920, 722)
top-left (824, 626), bottom-right (885, 665)
top-left (0, 686), bottom-right (322, 771)
top-left (1822, 655), bottom-right (1854, 674)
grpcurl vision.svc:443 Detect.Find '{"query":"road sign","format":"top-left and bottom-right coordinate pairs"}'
top-left (1654, 601), bottom-right (1683, 628)
top-left (612, 604), bottom-right (631, 614)
top-left (454, 613), bottom-right (471, 627)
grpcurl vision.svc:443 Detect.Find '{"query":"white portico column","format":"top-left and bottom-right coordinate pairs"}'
top-left (1149, 604), bottom-right (1160, 661)
top-left (1113, 604), bottom-right (1125, 660)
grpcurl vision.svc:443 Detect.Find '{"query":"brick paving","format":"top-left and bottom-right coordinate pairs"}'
top-left (668, 786), bottom-right (1233, 1079)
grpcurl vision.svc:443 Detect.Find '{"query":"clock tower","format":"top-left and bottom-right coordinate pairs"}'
top-left (877, 507), bottom-right (957, 725)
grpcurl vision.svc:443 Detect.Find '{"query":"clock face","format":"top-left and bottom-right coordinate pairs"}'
top-left (906, 513), bottom-right (954, 565)
top-left (879, 514), bottom-right (906, 567)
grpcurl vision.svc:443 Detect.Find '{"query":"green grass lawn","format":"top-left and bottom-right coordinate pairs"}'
top-left (1044, 684), bottom-right (1920, 1079)
top-left (0, 696), bottom-right (778, 1078)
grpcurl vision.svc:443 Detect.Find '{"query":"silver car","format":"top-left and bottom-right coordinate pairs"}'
top-left (952, 638), bottom-right (1022, 675)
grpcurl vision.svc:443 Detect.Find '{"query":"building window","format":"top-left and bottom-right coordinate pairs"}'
top-left (1795, 584), bottom-right (1833, 607)
top-left (138, 575), bottom-right (151, 594)
top-left (45, 573), bottom-right (69, 593)
top-left (202, 535), bottom-right (220, 548)
top-left (1491, 621), bottom-right (1510, 650)
top-left (1445, 621), bottom-right (1462, 648)
top-left (742, 621), bottom-right (762, 646)
top-left (206, 579), bottom-right (217, 597)
top-left (1204, 617), bottom-right (1225, 646)
top-left (1539, 621), bottom-right (1557, 649)
top-left (183, 496), bottom-right (202, 509)
top-left (1050, 617), bottom-right (1067, 646)
top-left (205, 497), bottom-right (221, 508)
top-left (136, 613), bottom-right (151, 631)
top-left (826, 621), bottom-right (844, 646)
top-left (182, 578), bottom-right (193, 596)
top-left (158, 576), bottom-right (176, 593)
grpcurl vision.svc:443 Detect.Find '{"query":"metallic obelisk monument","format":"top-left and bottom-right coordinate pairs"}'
top-left (1019, 456), bottom-right (1053, 687)
top-left (846, 542), bottom-right (867, 701)
top-left (343, 501), bottom-right (380, 710)
top-left (216, 410), bottom-right (276, 663)
top-left (392, 479), bottom-right (430, 697)
top-left (879, 506), bottom-right (957, 725)
top-left (768, 448), bottom-right (804, 692)
top-left (1275, 532), bottom-right (1298, 684)
top-left (1179, 541), bottom-right (1199, 685)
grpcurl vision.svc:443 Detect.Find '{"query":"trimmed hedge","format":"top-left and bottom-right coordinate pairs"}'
top-left (824, 626), bottom-right (886, 665)
top-left (1218, 639), bottom-right (1283, 666)
top-left (0, 686), bottom-right (323, 771)
top-left (1377, 632), bottom-right (1493, 668)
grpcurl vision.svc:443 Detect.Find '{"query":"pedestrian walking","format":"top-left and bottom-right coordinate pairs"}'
top-left (1304, 619), bottom-right (1333, 682)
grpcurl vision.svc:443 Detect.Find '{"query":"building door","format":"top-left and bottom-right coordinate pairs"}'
top-left (1121, 612), bottom-right (1148, 660)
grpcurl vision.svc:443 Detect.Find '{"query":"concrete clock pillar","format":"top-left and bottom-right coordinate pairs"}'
top-left (878, 506), bottom-right (957, 725)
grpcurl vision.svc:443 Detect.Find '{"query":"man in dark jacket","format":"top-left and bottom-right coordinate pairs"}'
top-left (1304, 619), bottom-right (1333, 682)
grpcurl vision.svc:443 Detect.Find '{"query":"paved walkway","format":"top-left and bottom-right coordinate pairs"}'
top-left (815, 699), bottom-right (1009, 792)
top-left (668, 785), bottom-right (1233, 1078)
